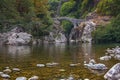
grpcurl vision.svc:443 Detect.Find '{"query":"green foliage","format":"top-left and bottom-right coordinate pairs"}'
top-left (93, 14), bottom-right (120, 43)
top-left (0, 0), bottom-right (52, 37)
top-left (97, 0), bottom-right (120, 16)
top-left (60, 0), bottom-right (76, 16)
top-left (62, 20), bottom-right (73, 35)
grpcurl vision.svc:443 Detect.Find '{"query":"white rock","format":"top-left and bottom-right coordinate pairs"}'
top-left (84, 78), bottom-right (89, 80)
top-left (0, 72), bottom-right (3, 76)
top-left (5, 67), bottom-right (9, 69)
top-left (59, 69), bottom-right (65, 72)
top-left (69, 64), bottom-right (78, 67)
top-left (3, 69), bottom-right (12, 74)
top-left (28, 76), bottom-right (39, 80)
top-left (67, 75), bottom-right (74, 80)
top-left (89, 59), bottom-right (96, 64)
top-left (12, 68), bottom-right (20, 72)
top-left (91, 63), bottom-right (107, 70)
top-left (6, 32), bottom-right (32, 45)
top-left (36, 64), bottom-right (45, 67)
top-left (46, 62), bottom-right (59, 67)
top-left (100, 56), bottom-right (111, 61)
top-left (16, 77), bottom-right (27, 80)
top-left (1, 74), bottom-right (10, 78)
top-left (114, 55), bottom-right (120, 60)
top-left (104, 63), bottom-right (120, 80)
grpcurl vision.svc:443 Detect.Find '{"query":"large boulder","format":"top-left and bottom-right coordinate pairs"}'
top-left (81, 21), bottom-right (96, 43)
top-left (104, 63), bottom-right (120, 80)
top-left (69, 21), bottom-right (96, 43)
top-left (0, 27), bottom-right (32, 45)
top-left (6, 32), bottom-right (32, 45)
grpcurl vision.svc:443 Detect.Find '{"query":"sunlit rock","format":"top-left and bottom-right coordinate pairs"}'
top-left (0, 72), bottom-right (3, 75)
top-left (100, 56), bottom-right (111, 61)
top-left (1, 74), bottom-right (10, 79)
top-left (16, 77), bottom-right (27, 80)
top-left (28, 76), bottom-right (39, 80)
top-left (89, 59), bottom-right (96, 64)
top-left (114, 55), bottom-right (120, 60)
top-left (36, 64), bottom-right (45, 67)
top-left (84, 78), bottom-right (89, 80)
top-left (81, 21), bottom-right (96, 43)
top-left (46, 62), bottom-right (59, 67)
top-left (12, 68), bottom-right (20, 72)
top-left (90, 63), bottom-right (107, 70)
top-left (104, 63), bottom-right (120, 80)
top-left (67, 75), bottom-right (74, 80)
top-left (84, 59), bottom-right (107, 70)
top-left (59, 69), bottom-right (65, 72)
top-left (3, 68), bottom-right (12, 74)
top-left (69, 64), bottom-right (78, 67)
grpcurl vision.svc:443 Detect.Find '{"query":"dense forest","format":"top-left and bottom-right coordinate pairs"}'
top-left (0, 0), bottom-right (120, 43)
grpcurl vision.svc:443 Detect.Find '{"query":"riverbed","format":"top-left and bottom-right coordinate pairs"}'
top-left (0, 43), bottom-right (119, 80)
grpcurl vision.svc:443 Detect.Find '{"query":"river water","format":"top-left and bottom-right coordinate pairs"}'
top-left (0, 43), bottom-right (119, 80)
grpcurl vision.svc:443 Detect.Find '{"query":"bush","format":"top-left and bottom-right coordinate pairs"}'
top-left (93, 14), bottom-right (120, 43)
top-left (60, 0), bottom-right (75, 16)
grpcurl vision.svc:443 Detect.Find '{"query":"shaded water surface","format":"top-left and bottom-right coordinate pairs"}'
top-left (0, 43), bottom-right (119, 80)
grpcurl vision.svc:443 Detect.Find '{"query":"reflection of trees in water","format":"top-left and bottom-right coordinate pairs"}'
top-left (82, 43), bottom-right (94, 62)
top-left (8, 46), bottom-right (30, 54)
top-left (0, 45), bottom-right (31, 63)
top-left (41, 43), bottom-right (66, 62)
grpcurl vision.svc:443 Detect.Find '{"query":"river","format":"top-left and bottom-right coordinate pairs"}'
top-left (0, 43), bottom-right (119, 80)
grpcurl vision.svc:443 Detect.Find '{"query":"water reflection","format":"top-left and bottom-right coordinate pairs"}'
top-left (82, 43), bottom-right (94, 62)
top-left (0, 43), bottom-right (95, 64)
top-left (7, 45), bottom-right (31, 55)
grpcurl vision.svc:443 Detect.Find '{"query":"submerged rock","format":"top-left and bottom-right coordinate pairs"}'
top-left (28, 76), bottom-right (39, 80)
top-left (104, 63), bottom-right (120, 80)
top-left (16, 77), bottom-right (27, 80)
top-left (36, 64), bottom-right (45, 67)
top-left (12, 68), bottom-right (20, 72)
top-left (84, 78), bottom-right (89, 80)
top-left (1, 74), bottom-right (10, 79)
top-left (46, 62), bottom-right (59, 67)
top-left (3, 68), bottom-right (12, 74)
top-left (0, 72), bottom-right (3, 75)
top-left (59, 69), bottom-right (65, 72)
top-left (67, 75), bottom-right (74, 80)
top-left (69, 63), bottom-right (80, 67)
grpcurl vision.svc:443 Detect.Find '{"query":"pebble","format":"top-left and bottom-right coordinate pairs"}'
top-left (13, 68), bottom-right (20, 72)
top-left (28, 76), bottom-right (39, 80)
top-left (84, 78), bottom-right (89, 80)
top-left (16, 77), bottom-right (27, 80)
top-left (59, 69), bottom-right (65, 72)
top-left (3, 69), bottom-right (12, 74)
top-left (70, 64), bottom-right (78, 67)
top-left (46, 62), bottom-right (59, 67)
top-left (36, 64), bottom-right (45, 67)
top-left (0, 72), bottom-right (3, 75)
top-left (5, 67), bottom-right (9, 69)
top-left (1, 74), bottom-right (10, 79)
